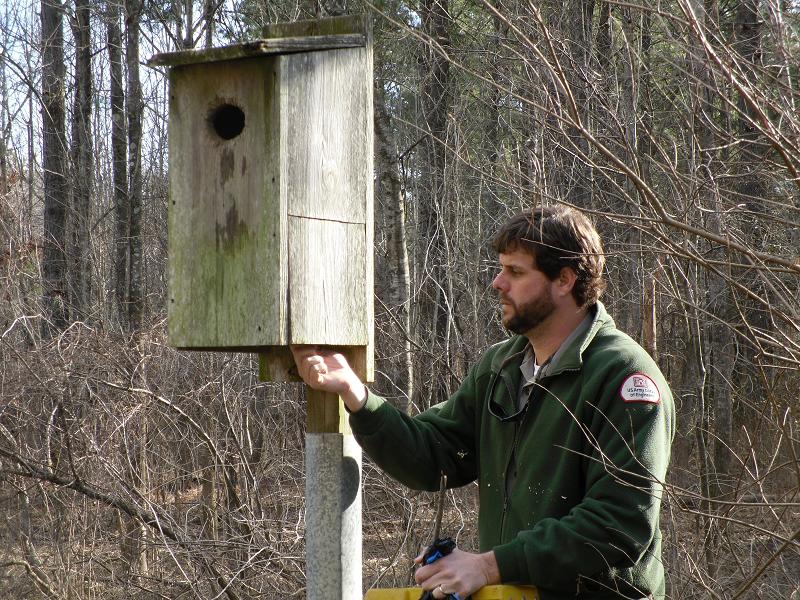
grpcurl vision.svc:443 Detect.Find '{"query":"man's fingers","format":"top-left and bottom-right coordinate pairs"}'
top-left (312, 362), bottom-right (328, 376)
top-left (290, 346), bottom-right (326, 379)
top-left (289, 344), bottom-right (317, 363)
top-left (309, 356), bottom-right (327, 371)
top-left (289, 346), bottom-right (361, 404)
top-left (433, 582), bottom-right (459, 600)
top-left (414, 562), bottom-right (440, 587)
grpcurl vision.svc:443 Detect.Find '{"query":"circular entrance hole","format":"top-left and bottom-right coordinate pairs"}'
top-left (209, 103), bottom-right (245, 140)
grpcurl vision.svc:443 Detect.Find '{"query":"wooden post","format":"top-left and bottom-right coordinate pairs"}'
top-left (305, 389), bottom-right (362, 600)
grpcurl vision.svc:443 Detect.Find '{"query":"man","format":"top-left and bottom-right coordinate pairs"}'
top-left (292, 205), bottom-right (674, 600)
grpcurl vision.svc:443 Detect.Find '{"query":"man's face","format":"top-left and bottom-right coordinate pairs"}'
top-left (491, 248), bottom-right (556, 335)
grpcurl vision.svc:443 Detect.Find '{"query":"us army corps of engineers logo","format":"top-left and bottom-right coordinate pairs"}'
top-left (619, 372), bottom-right (661, 404)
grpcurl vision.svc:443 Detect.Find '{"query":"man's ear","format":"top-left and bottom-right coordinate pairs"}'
top-left (554, 267), bottom-right (577, 297)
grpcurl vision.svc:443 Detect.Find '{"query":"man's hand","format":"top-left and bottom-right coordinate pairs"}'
top-left (290, 346), bottom-right (367, 412)
top-left (414, 548), bottom-right (500, 599)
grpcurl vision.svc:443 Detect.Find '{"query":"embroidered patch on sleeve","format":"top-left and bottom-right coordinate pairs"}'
top-left (619, 373), bottom-right (661, 403)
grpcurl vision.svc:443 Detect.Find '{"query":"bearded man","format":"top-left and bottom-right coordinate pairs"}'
top-left (292, 205), bottom-right (674, 600)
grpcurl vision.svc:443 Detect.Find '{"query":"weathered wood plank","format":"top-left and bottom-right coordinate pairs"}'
top-left (306, 388), bottom-right (350, 434)
top-left (281, 48), bottom-right (367, 224)
top-left (262, 14), bottom-right (369, 40)
top-left (148, 34), bottom-right (365, 67)
top-left (257, 346), bottom-right (300, 381)
top-left (288, 216), bottom-right (366, 346)
top-left (363, 22), bottom-right (375, 383)
top-left (168, 58), bottom-right (286, 348)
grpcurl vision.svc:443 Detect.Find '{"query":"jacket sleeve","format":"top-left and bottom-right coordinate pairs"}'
top-left (493, 364), bottom-right (674, 591)
top-left (348, 366), bottom-right (484, 492)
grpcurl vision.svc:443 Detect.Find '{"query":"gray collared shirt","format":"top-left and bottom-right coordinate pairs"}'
top-left (517, 312), bottom-right (593, 410)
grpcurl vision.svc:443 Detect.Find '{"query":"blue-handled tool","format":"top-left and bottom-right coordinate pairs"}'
top-left (417, 475), bottom-right (464, 600)
top-left (421, 537), bottom-right (457, 566)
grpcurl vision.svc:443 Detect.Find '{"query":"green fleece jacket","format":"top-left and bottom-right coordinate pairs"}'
top-left (349, 303), bottom-right (674, 600)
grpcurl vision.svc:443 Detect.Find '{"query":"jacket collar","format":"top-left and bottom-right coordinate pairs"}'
top-left (489, 302), bottom-right (613, 379)
top-left (487, 303), bottom-right (613, 421)
top-left (546, 302), bottom-right (611, 376)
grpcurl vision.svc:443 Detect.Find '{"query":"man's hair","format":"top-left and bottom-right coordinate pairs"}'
top-left (491, 205), bottom-right (606, 307)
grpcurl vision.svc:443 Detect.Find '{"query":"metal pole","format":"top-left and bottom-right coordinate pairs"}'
top-left (305, 389), bottom-right (362, 600)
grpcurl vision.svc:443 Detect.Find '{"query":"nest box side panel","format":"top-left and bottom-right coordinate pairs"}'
top-left (287, 217), bottom-right (366, 345)
top-left (281, 48), bottom-right (366, 223)
top-left (363, 24), bottom-right (374, 382)
top-left (168, 58), bottom-right (286, 349)
top-left (279, 48), bottom-right (371, 349)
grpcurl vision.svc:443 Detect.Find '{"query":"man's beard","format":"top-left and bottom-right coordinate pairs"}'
top-left (501, 293), bottom-right (556, 335)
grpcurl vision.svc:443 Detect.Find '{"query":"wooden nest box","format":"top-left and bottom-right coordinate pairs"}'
top-left (149, 16), bottom-right (373, 382)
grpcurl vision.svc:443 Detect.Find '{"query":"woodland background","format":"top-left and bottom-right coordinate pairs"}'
top-left (0, 0), bottom-right (799, 597)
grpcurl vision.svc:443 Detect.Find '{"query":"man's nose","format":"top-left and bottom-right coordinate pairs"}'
top-left (492, 272), bottom-right (504, 290)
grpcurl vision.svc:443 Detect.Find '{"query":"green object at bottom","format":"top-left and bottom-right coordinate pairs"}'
top-left (364, 585), bottom-right (539, 600)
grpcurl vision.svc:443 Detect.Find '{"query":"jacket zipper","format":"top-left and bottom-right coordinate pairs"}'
top-left (497, 367), bottom-right (581, 539)
top-left (495, 332), bottom-right (586, 540)
top-left (500, 400), bottom-right (528, 539)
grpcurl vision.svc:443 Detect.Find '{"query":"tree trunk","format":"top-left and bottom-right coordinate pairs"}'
top-left (704, 0), bottom-right (734, 500)
top-left (125, 0), bottom-right (144, 331)
top-left (417, 0), bottom-right (454, 409)
top-left (685, 0), bottom-right (734, 577)
top-left (619, 5), bottom-right (644, 337)
top-left (203, 0), bottom-right (215, 48)
top-left (68, 0), bottom-right (93, 320)
top-left (120, 418), bottom-right (149, 575)
top-left (172, 0), bottom-right (184, 49)
top-left (108, 0), bottom-right (129, 328)
top-left (0, 53), bottom-right (10, 252)
top-left (638, 9), bottom-right (658, 358)
top-left (118, 2), bottom-right (147, 573)
top-left (181, 0), bottom-right (193, 48)
top-left (374, 83), bottom-right (413, 413)
top-left (733, 0), bottom-right (768, 399)
top-left (764, 0), bottom-right (795, 114)
top-left (27, 53), bottom-right (35, 228)
top-left (592, 0), bottom-right (613, 212)
top-left (40, 0), bottom-right (69, 336)
top-left (562, 0), bottom-right (595, 206)
top-left (486, 0), bottom-right (509, 217)
top-left (0, 53), bottom-right (8, 200)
